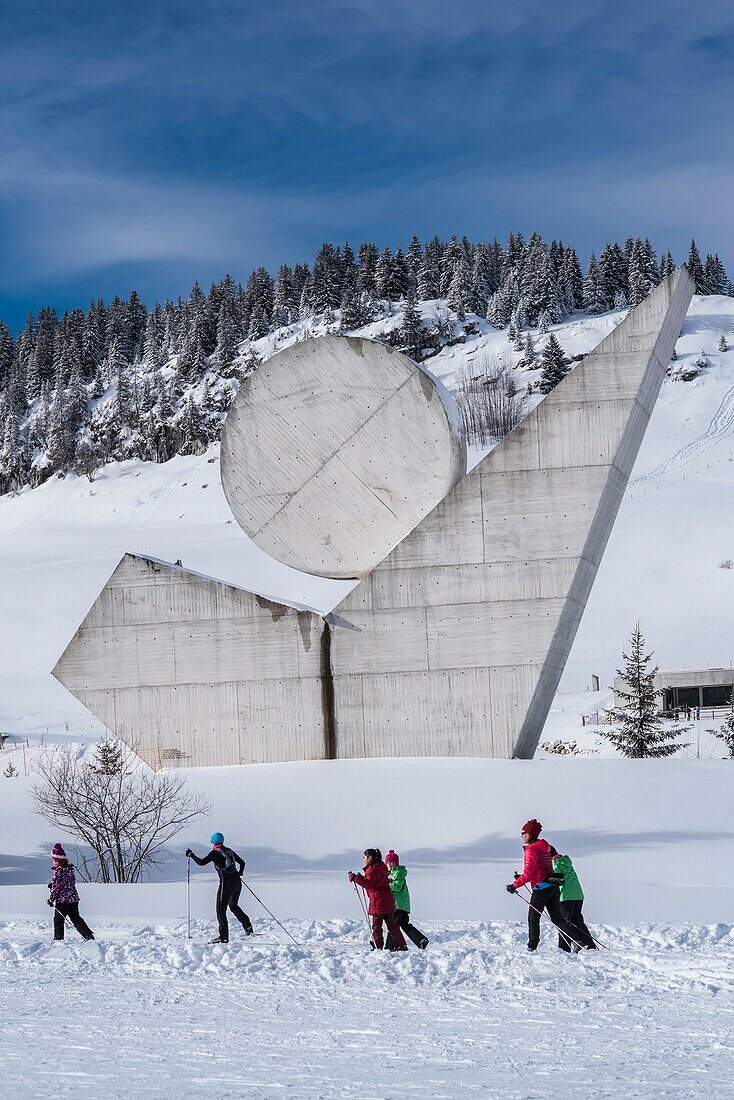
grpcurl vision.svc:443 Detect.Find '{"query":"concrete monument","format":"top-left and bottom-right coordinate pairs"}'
top-left (52, 268), bottom-right (694, 764)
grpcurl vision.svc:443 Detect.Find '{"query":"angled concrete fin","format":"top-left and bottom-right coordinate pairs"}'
top-left (330, 267), bottom-right (695, 758)
top-left (52, 553), bottom-right (328, 767)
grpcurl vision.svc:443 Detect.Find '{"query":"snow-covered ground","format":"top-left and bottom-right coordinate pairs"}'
top-left (2, 918), bottom-right (732, 1098)
top-left (2, 296), bottom-right (734, 1096)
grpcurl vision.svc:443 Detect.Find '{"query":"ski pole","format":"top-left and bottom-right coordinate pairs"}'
top-left (239, 878), bottom-right (300, 947)
top-left (521, 885), bottom-right (611, 952)
top-left (513, 889), bottom-right (578, 952)
top-left (186, 855), bottom-right (191, 940)
top-left (352, 879), bottom-right (376, 949)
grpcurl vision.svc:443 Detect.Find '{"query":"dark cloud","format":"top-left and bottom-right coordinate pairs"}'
top-left (0, 0), bottom-right (731, 327)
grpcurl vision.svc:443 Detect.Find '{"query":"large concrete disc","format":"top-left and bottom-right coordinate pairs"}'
top-left (221, 335), bottom-right (466, 579)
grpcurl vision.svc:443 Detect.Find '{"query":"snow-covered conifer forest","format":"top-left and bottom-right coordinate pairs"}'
top-left (0, 233), bottom-right (728, 494)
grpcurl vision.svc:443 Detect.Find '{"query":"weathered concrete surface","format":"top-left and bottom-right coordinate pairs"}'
top-left (52, 554), bottom-right (326, 768)
top-left (52, 272), bottom-right (694, 766)
top-left (220, 335), bottom-right (466, 579)
top-left (330, 267), bottom-right (695, 759)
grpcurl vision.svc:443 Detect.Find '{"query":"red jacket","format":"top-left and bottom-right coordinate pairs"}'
top-left (353, 861), bottom-right (396, 915)
top-left (513, 838), bottom-right (554, 890)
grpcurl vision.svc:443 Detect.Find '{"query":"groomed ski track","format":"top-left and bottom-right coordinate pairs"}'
top-left (631, 381), bottom-right (734, 484)
top-left (1, 919), bottom-right (731, 1098)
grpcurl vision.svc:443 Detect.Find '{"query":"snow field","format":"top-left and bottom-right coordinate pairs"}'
top-left (1, 919), bottom-right (732, 1098)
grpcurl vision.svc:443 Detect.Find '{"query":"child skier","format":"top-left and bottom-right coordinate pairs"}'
top-left (48, 843), bottom-right (95, 942)
top-left (384, 850), bottom-right (429, 950)
top-left (186, 832), bottom-right (253, 944)
top-left (506, 819), bottom-right (595, 952)
top-left (349, 849), bottom-right (407, 950)
top-left (550, 847), bottom-right (596, 952)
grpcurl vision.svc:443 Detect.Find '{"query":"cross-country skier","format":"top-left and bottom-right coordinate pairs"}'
top-left (48, 843), bottom-right (95, 942)
top-left (506, 820), bottom-right (595, 952)
top-left (349, 849), bottom-right (407, 950)
top-left (185, 833), bottom-right (253, 944)
top-left (384, 850), bottom-right (429, 950)
top-left (550, 846), bottom-right (597, 952)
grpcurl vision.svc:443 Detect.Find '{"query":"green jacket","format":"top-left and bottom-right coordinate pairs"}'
top-left (552, 855), bottom-right (584, 902)
top-left (388, 865), bottom-right (411, 912)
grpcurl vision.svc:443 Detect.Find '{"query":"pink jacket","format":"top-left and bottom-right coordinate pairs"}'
top-left (513, 838), bottom-right (554, 890)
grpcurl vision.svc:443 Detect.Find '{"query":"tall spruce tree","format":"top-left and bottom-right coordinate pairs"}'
top-left (599, 623), bottom-right (689, 758)
top-left (582, 253), bottom-right (605, 314)
top-left (399, 288), bottom-right (423, 358)
top-left (538, 333), bottom-right (568, 393)
top-left (687, 239), bottom-right (706, 292)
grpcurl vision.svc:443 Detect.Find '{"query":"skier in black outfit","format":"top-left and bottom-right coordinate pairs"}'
top-left (185, 832), bottom-right (253, 943)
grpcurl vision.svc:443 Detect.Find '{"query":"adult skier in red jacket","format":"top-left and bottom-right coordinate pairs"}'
top-left (507, 820), bottom-right (595, 952)
top-left (349, 849), bottom-right (407, 950)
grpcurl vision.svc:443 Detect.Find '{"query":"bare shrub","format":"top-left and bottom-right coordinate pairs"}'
top-left (454, 355), bottom-right (526, 446)
top-left (33, 738), bottom-right (209, 882)
top-left (719, 559), bottom-right (733, 570)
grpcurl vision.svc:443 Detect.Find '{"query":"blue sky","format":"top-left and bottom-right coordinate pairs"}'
top-left (0, 0), bottom-right (731, 328)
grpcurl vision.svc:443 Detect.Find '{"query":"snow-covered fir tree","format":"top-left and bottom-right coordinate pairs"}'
top-left (599, 623), bottom-right (690, 758)
top-left (538, 333), bottom-right (568, 393)
top-left (0, 226), bottom-right (726, 496)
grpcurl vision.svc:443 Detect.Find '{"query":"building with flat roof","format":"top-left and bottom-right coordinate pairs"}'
top-left (614, 667), bottom-right (734, 712)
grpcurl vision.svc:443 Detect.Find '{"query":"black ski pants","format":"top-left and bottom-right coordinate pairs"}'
top-left (527, 885), bottom-right (595, 951)
top-left (558, 898), bottom-right (596, 952)
top-left (216, 876), bottom-right (252, 941)
top-left (53, 902), bottom-right (94, 941)
top-left (385, 909), bottom-right (427, 950)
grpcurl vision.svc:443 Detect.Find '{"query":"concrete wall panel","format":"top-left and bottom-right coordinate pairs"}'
top-left (52, 554), bottom-right (326, 769)
top-left (331, 267), bottom-right (695, 759)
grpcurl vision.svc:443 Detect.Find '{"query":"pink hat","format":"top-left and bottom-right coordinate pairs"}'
top-left (385, 850), bottom-right (399, 865)
top-left (51, 843), bottom-right (67, 862)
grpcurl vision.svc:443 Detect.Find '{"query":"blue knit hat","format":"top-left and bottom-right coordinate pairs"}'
top-left (210, 832), bottom-right (224, 845)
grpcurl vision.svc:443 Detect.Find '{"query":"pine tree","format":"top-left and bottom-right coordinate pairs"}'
top-left (706, 692), bottom-right (734, 757)
top-left (582, 253), bottom-right (605, 314)
top-left (310, 244), bottom-right (342, 312)
top-left (177, 397), bottom-right (206, 456)
top-left (47, 376), bottom-right (75, 470)
top-left (142, 306), bottom-right (164, 373)
top-left (417, 249), bottom-right (440, 300)
top-left (217, 296), bottom-right (239, 372)
top-left (358, 243), bottom-right (378, 296)
top-left (441, 236), bottom-right (463, 295)
top-left (538, 333), bottom-right (568, 393)
top-left (390, 248), bottom-right (411, 300)
top-left (687, 239), bottom-right (706, 293)
top-left (399, 289), bottom-right (423, 359)
top-left (406, 235), bottom-right (422, 289)
top-left (1, 410), bottom-right (23, 490)
top-left (469, 243), bottom-right (492, 316)
top-left (659, 250), bottom-right (675, 280)
top-left (447, 257), bottom-right (468, 321)
top-left (599, 623), bottom-right (690, 757)
top-left (705, 253), bottom-right (728, 295)
top-left (521, 333), bottom-right (536, 368)
top-left (627, 240), bottom-right (648, 307)
top-left (374, 247), bottom-right (394, 300)
top-left (718, 334), bottom-right (728, 353)
top-left (557, 247), bottom-right (583, 314)
top-left (599, 243), bottom-right (627, 309)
